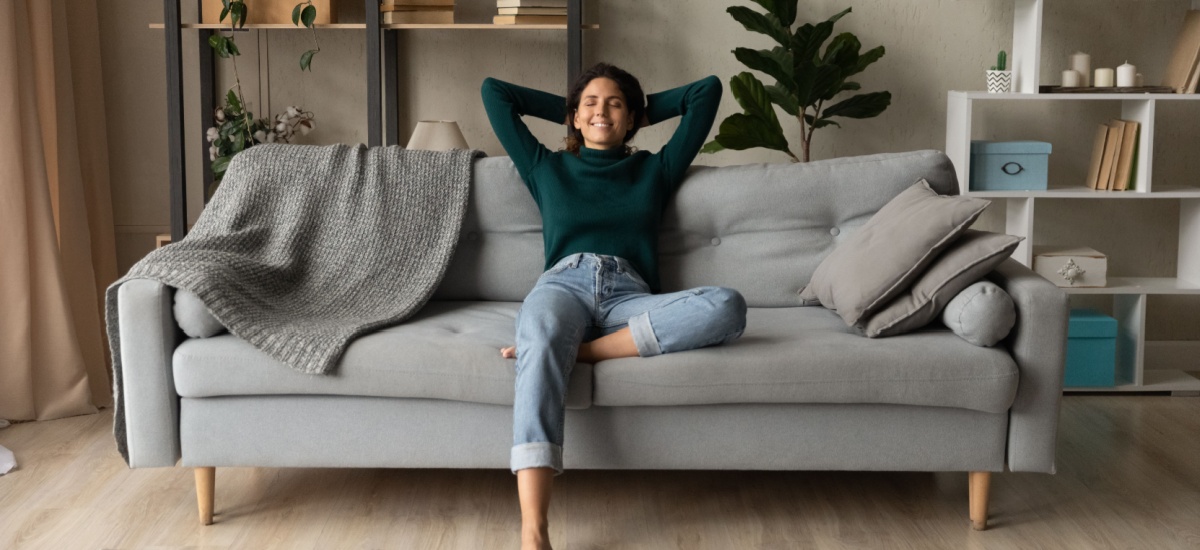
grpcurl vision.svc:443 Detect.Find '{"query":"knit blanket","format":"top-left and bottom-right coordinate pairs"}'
top-left (105, 143), bottom-right (480, 463)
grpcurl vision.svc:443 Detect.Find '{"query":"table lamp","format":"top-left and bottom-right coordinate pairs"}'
top-left (407, 120), bottom-right (469, 151)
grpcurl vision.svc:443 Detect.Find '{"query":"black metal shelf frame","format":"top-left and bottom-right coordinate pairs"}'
top-left (162, 0), bottom-right (585, 241)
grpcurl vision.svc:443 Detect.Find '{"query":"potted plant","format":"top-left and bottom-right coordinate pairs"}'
top-left (986, 50), bottom-right (1011, 93)
top-left (204, 0), bottom-right (322, 197)
top-left (701, 3), bottom-right (891, 163)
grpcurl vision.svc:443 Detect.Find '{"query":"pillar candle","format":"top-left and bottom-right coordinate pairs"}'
top-left (1071, 52), bottom-right (1092, 86)
top-left (1116, 62), bottom-right (1137, 87)
top-left (1062, 69), bottom-right (1081, 87)
top-left (1094, 68), bottom-right (1115, 87)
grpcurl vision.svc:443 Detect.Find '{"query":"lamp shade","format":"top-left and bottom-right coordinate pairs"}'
top-left (407, 120), bottom-right (469, 151)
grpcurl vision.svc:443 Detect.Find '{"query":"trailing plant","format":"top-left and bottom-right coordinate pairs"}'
top-left (701, 3), bottom-right (891, 162)
top-left (204, 0), bottom-right (320, 196)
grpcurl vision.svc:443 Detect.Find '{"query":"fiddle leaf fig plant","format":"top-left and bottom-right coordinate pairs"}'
top-left (701, 3), bottom-right (892, 162)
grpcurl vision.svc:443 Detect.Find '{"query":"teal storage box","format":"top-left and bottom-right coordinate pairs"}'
top-left (1064, 308), bottom-right (1117, 387)
top-left (970, 140), bottom-right (1051, 191)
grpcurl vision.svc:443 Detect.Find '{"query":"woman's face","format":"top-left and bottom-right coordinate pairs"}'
top-left (572, 77), bottom-right (634, 150)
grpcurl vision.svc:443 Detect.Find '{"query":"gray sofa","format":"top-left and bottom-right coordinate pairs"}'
top-left (115, 150), bottom-right (1068, 530)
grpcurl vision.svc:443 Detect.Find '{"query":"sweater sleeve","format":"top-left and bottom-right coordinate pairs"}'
top-left (646, 75), bottom-right (723, 189)
top-left (481, 77), bottom-right (567, 185)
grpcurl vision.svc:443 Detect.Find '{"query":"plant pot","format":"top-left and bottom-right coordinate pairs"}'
top-left (986, 70), bottom-right (1013, 94)
top-left (202, 0), bottom-right (336, 25)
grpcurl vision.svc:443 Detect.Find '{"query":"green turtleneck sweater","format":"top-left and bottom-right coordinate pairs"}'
top-left (480, 75), bottom-right (721, 292)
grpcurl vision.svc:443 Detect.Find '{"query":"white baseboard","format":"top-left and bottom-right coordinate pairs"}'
top-left (1145, 341), bottom-right (1200, 372)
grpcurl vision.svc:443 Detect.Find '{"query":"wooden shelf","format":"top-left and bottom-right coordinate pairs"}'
top-left (150, 23), bottom-right (598, 30)
top-left (1064, 369), bottom-right (1200, 394)
top-left (950, 90), bottom-right (1200, 101)
top-left (964, 186), bottom-right (1200, 199)
top-left (1058, 277), bottom-right (1200, 295)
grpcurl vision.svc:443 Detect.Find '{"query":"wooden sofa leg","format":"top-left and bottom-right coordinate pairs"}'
top-left (195, 467), bottom-right (215, 525)
top-left (969, 471), bottom-right (991, 531)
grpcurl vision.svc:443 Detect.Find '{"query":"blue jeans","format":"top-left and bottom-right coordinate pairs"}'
top-left (511, 253), bottom-right (747, 474)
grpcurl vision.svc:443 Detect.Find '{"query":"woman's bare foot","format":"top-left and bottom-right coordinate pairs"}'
top-left (501, 346), bottom-right (517, 359)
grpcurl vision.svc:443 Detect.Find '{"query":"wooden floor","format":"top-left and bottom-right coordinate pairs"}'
top-left (2, 396), bottom-right (1200, 549)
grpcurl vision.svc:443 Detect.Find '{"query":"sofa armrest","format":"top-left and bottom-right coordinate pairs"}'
top-left (987, 258), bottom-right (1069, 474)
top-left (118, 279), bottom-right (183, 467)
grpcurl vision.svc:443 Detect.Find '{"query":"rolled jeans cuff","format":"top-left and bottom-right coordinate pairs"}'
top-left (628, 311), bottom-right (662, 357)
top-left (511, 442), bottom-right (563, 475)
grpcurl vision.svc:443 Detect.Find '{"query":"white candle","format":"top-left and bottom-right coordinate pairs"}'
top-left (1062, 69), bottom-right (1081, 87)
top-left (1094, 67), bottom-right (1115, 87)
top-left (1071, 52), bottom-right (1092, 86)
top-left (1116, 62), bottom-right (1137, 87)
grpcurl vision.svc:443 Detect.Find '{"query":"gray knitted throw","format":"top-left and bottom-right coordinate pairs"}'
top-left (105, 143), bottom-right (480, 463)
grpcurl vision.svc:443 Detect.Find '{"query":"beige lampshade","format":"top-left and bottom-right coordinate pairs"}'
top-left (407, 120), bottom-right (469, 151)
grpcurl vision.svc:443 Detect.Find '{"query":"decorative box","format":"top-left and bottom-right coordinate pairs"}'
top-left (202, 0), bottom-right (336, 25)
top-left (1064, 308), bottom-right (1118, 387)
top-left (969, 140), bottom-right (1052, 191)
top-left (1032, 246), bottom-right (1107, 288)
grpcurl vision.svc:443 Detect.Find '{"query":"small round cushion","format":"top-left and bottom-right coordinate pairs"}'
top-left (941, 281), bottom-right (1015, 347)
top-left (173, 288), bottom-right (226, 338)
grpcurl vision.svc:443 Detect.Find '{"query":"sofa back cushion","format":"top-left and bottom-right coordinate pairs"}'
top-left (432, 150), bottom-right (959, 307)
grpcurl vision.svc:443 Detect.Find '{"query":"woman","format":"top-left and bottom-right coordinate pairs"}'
top-left (481, 63), bottom-right (747, 550)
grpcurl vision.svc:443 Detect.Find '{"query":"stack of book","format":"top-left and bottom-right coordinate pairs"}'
top-left (381, 0), bottom-right (454, 25)
top-left (1163, 10), bottom-right (1200, 93)
top-left (493, 0), bottom-right (567, 25)
top-left (1085, 119), bottom-right (1140, 191)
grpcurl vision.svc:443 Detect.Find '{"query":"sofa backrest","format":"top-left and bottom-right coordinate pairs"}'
top-left (432, 150), bottom-right (959, 307)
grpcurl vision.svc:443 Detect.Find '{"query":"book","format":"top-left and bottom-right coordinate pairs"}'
top-left (381, 5), bottom-right (454, 12)
top-left (384, 10), bottom-right (454, 23)
top-left (1162, 10), bottom-right (1200, 93)
top-left (1099, 121), bottom-right (1124, 191)
top-left (493, 14), bottom-right (567, 24)
top-left (381, 0), bottom-right (454, 6)
top-left (1085, 124), bottom-right (1109, 189)
top-left (496, 0), bottom-right (567, 7)
top-left (1111, 120), bottom-right (1140, 191)
top-left (498, 7), bottom-right (567, 15)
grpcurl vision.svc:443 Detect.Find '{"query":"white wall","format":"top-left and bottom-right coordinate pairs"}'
top-left (100, 0), bottom-right (1200, 339)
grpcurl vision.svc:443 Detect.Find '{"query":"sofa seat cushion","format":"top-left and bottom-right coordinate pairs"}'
top-left (592, 306), bottom-right (1018, 413)
top-left (173, 301), bottom-right (593, 409)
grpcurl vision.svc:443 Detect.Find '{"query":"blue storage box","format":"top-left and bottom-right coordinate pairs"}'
top-left (1064, 308), bottom-right (1117, 388)
top-left (970, 140), bottom-right (1052, 191)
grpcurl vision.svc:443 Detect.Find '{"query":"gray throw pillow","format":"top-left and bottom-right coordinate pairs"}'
top-left (173, 288), bottom-right (226, 338)
top-left (798, 179), bottom-right (991, 326)
top-left (862, 230), bottom-right (1022, 337)
top-left (940, 280), bottom-right (1016, 347)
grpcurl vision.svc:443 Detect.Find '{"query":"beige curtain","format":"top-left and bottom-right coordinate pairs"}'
top-left (0, 0), bottom-right (117, 421)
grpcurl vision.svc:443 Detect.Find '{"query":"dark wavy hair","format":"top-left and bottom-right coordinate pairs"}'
top-left (563, 62), bottom-right (646, 156)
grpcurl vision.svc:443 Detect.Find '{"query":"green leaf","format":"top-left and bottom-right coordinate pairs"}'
top-left (225, 89), bottom-right (241, 112)
top-left (793, 63), bottom-right (841, 108)
top-left (699, 139), bottom-right (726, 155)
top-left (221, 0), bottom-right (231, 10)
top-left (301, 5), bottom-right (317, 28)
top-left (773, 0), bottom-right (797, 27)
top-left (220, 6), bottom-right (229, 23)
top-left (234, 2), bottom-right (247, 28)
top-left (839, 81), bottom-right (861, 92)
top-left (851, 45), bottom-right (885, 76)
top-left (733, 48), bottom-right (791, 92)
top-left (765, 83), bottom-right (799, 116)
top-left (726, 6), bottom-right (789, 47)
top-left (208, 34), bottom-right (225, 57)
top-left (791, 8), bottom-right (850, 65)
top-left (212, 155), bottom-right (232, 177)
top-left (226, 38), bottom-right (240, 56)
top-left (820, 91), bottom-right (892, 120)
top-left (300, 50), bottom-right (315, 71)
top-left (823, 32), bottom-right (861, 68)
top-left (712, 113), bottom-right (790, 153)
top-left (729, 72), bottom-right (781, 130)
top-left (747, 0), bottom-right (776, 16)
top-left (804, 114), bottom-right (840, 129)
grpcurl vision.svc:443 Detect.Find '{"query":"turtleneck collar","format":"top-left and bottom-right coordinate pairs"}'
top-left (579, 145), bottom-right (629, 161)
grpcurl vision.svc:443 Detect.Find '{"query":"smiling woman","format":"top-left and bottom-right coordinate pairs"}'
top-left (481, 64), bottom-right (745, 550)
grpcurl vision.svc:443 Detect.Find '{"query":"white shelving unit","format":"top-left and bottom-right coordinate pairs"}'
top-left (946, 0), bottom-right (1200, 394)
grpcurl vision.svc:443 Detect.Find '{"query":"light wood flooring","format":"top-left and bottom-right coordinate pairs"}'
top-left (2, 395), bottom-right (1200, 549)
